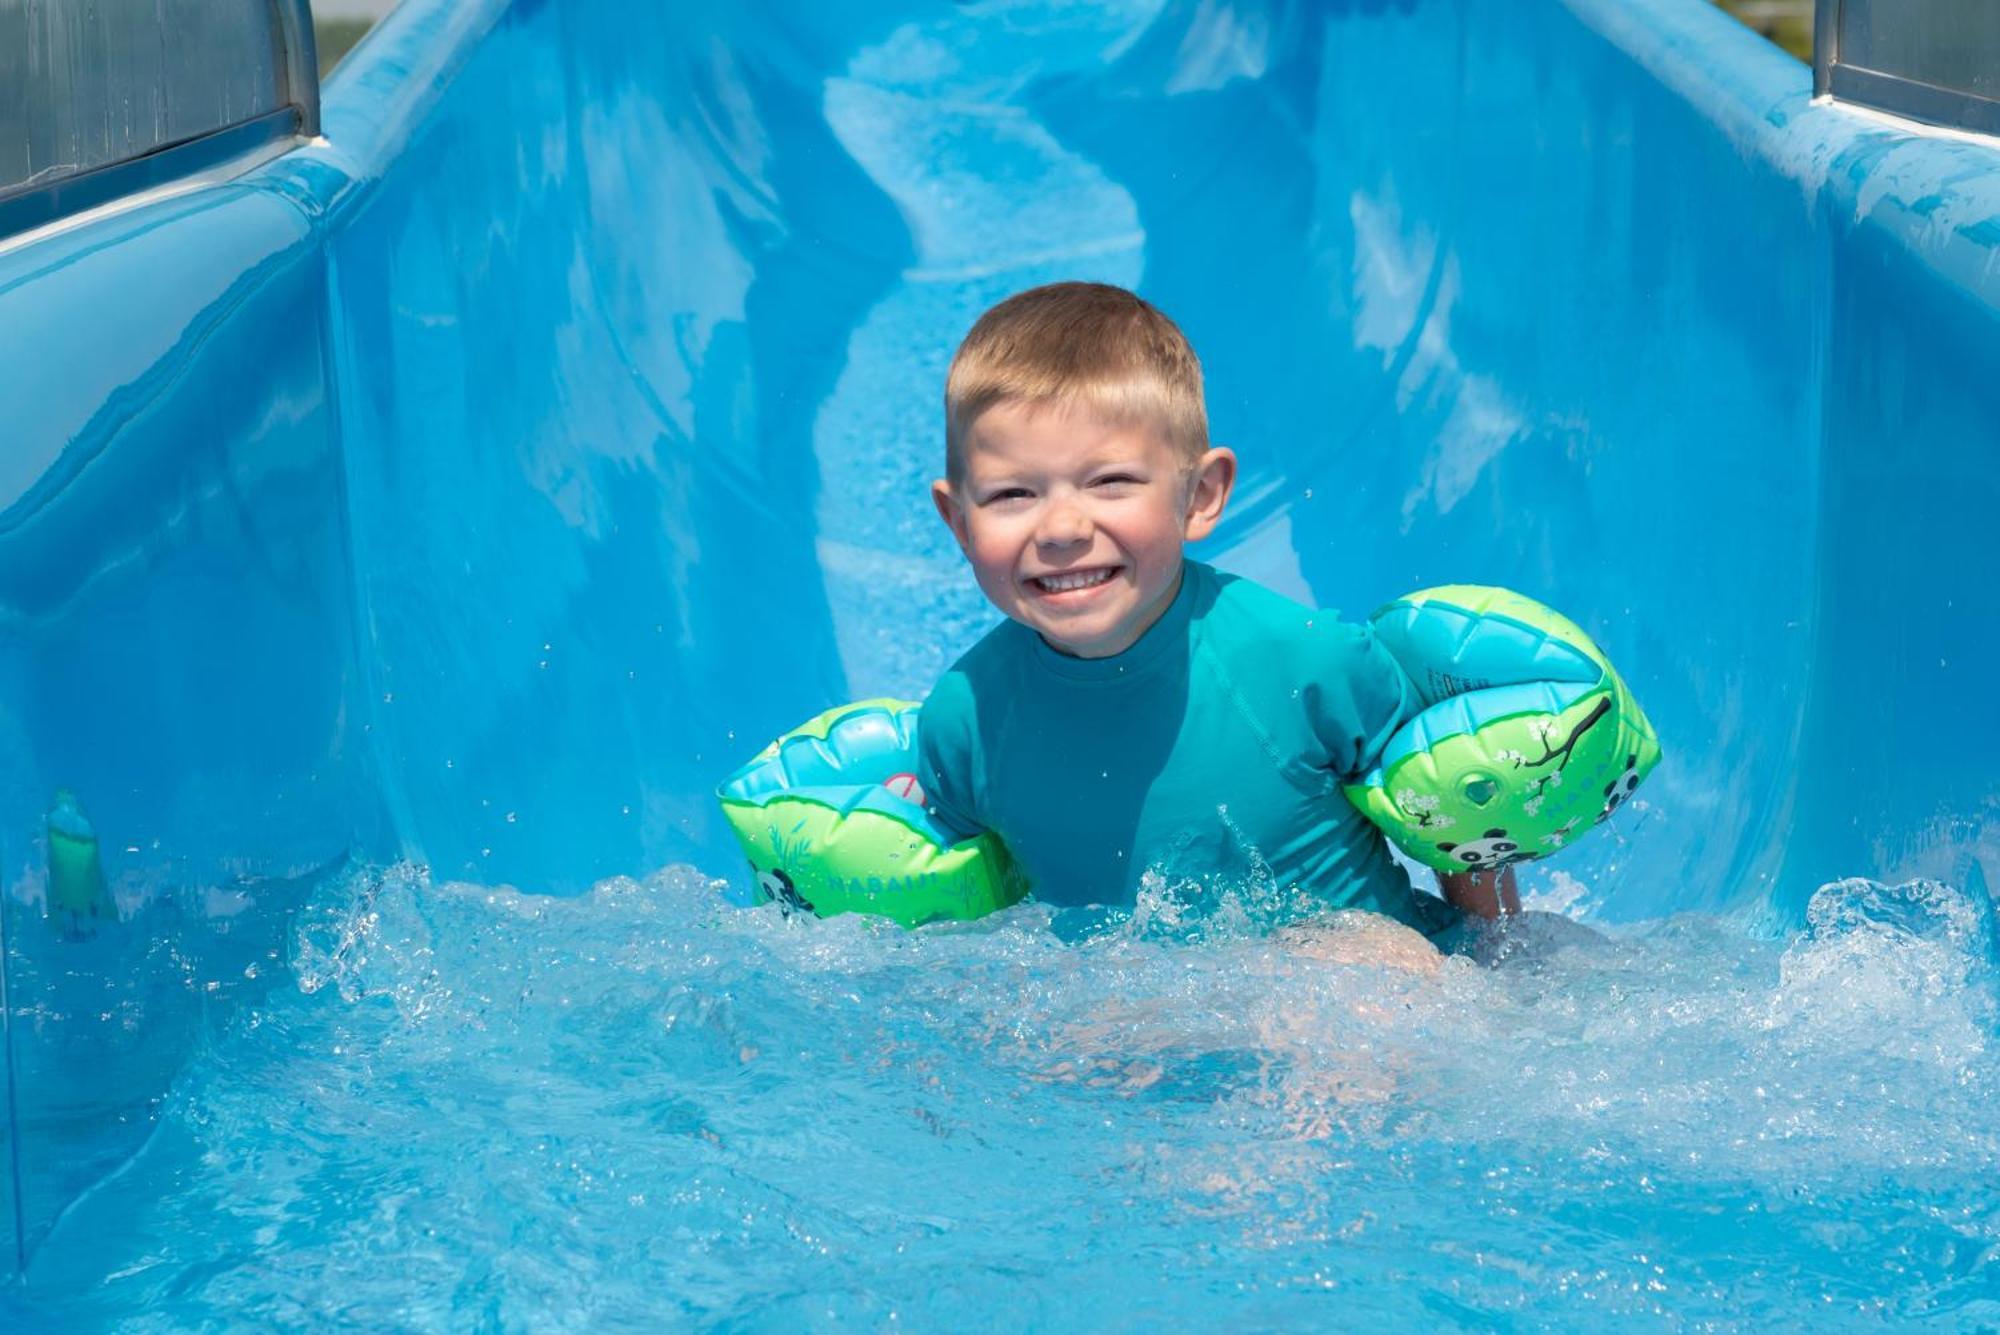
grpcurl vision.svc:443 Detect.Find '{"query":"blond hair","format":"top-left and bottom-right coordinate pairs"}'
top-left (944, 282), bottom-right (1207, 480)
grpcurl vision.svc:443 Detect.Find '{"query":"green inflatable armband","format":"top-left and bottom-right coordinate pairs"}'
top-left (1344, 587), bottom-right (1663, 874)
top-left (717, 699), bottom-right (1027, 927)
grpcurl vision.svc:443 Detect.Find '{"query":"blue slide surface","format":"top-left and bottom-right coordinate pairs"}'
top-left (1, 0), bottom-right (1997, 1279)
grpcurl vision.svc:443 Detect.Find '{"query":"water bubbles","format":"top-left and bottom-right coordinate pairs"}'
top-left (1770, 877), bottom-right (1999, 1070)
top-left (1803, 875), bottom-right (1996, 954)
top-left (40, 860), bottom-right (2000, 1327)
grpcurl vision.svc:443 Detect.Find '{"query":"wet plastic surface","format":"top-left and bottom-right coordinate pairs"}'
top-left (0, 0), bottom-right (1996, 1288)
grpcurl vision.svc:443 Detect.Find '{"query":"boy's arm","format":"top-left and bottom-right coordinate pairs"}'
top-left (1437, 866), bottom-right (1519, 918)
top-left (1297, 616), bottom-right (1523, 922)
top-left (916, 669), bottom-right (987, 838)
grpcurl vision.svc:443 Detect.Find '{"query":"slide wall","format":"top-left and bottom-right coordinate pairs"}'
top-left (0, 0), bottom-right (1996, 1273)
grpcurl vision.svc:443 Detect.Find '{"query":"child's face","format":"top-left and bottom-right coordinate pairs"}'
top-left (934, 400), bottom-right (1235, 658)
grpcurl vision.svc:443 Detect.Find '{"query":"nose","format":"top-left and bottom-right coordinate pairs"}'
top-left (1035, 495), bottom-right (1093, 550)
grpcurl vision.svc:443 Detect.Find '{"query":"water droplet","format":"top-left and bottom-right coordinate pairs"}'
top-left (505, 811), bottom-right (518, 823)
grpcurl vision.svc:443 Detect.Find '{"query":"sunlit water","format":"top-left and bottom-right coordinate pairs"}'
top-left (7, 866), bottom-right (2000, 1330)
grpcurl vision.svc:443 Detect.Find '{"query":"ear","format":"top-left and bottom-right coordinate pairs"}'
top-left (932, 478), bottom-right (971, 554)
top-left (1437, 842), bottom-right (1457, 853)
top-left (1182, 446), bottom-right (1237, 542)
top-left (1484, 828), bottom-right (1508, 839)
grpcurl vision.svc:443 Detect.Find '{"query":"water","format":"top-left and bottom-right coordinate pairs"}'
top-left (7, 867), bottom-right (2000, 1329)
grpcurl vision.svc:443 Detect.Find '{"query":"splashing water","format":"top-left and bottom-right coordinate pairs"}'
top-left (9, 866), bottom-right (2000, 1328)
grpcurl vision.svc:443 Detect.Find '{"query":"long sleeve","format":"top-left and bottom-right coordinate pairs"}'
top-left (1300, 619), bottom-right (1421, 785)
top-left (916, 667), bottom-right (986, 839)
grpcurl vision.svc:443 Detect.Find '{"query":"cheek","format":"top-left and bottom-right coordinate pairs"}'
top-left (1114, 504), bottom-right (1187, 563)
top-left (962, 526), bottom-right (1024, 580)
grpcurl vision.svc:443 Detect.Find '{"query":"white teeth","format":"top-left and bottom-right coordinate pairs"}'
top-left (1033, 567), bottom-right (1116, 593)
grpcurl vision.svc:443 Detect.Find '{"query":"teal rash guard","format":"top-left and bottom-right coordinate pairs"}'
top-left (917, 560), bottom-right (1451, 931)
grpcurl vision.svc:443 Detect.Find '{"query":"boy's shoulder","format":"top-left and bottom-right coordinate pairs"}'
top-left (1193, 565), bottom-right (1414, 767)
top-left (1198, 562), bottom-right (1312, 623)
top-left (923, 615), bottom-right (1029, 726)
top-left (938, 613), bottom-right (1032, 684)
top-left (1194, 563), bottom-right (1365, 659)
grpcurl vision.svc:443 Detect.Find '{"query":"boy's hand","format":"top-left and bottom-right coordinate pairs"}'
top-left (1273, 910), bottom-right (1441, 974)
top-left (1438, 866), bottom-right (1520, 918)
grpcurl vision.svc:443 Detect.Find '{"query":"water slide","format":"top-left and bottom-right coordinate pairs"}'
top-left (2, 0), bottom-right (1997, 1299)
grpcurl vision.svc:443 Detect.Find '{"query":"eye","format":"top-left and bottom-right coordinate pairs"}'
top-left (981, 487), bottom-right (1034, 505)
top-left (1092, 473), bottom-right (1143, 489)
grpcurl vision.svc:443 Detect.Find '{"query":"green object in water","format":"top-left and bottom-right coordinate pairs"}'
top-left (46, 788), bottom-right (115, 936)
top-left (1343, 587), bottom-right (1663, 874)
top-left (717, 700), bottom-right (1027, 927)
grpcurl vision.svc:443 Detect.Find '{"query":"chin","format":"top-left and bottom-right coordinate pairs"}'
top-left (1042, 619), bottom-right (1130, 658)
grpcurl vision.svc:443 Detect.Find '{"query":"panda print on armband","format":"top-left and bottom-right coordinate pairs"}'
top-left (1601, 754), bottom-right (1641, 820)
top-left (1436, 828), bottom-right (1527, 870)
top-left (757, 867), bottom-right (817, 918)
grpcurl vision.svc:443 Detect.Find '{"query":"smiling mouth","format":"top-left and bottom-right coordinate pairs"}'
top-left (1027, 566), bottom-right (1119, 594)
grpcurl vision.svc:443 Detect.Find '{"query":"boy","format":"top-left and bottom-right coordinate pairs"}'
top-left (919, 282), bottom-right (1514, 937)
